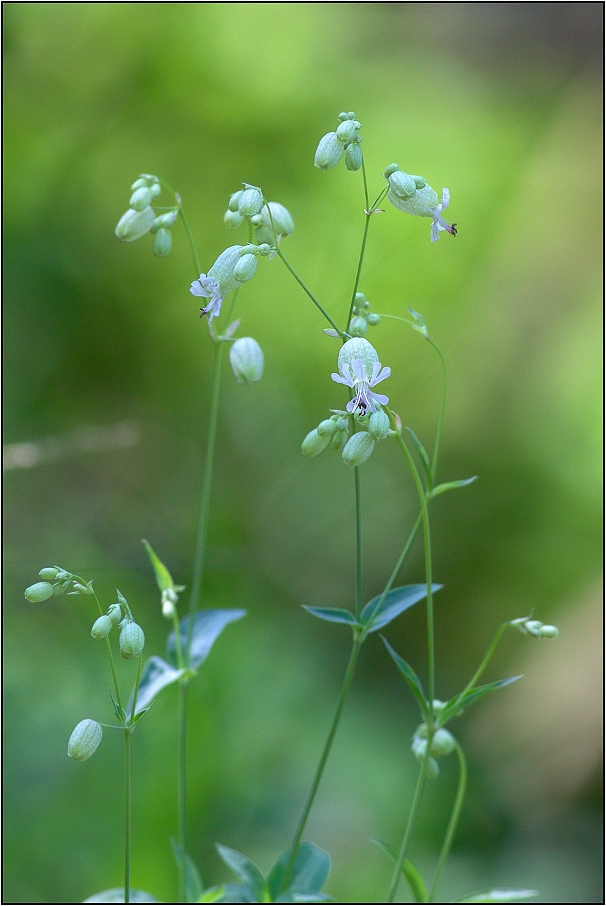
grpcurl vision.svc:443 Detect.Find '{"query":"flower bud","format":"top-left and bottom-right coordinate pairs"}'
top-left (119, 621), bottom-right (145, 659)
top-left (115, 207), bottom-right (156, 242)
top-left (539, 624), bottom-right (559, 638)
top-left (129, 186), bottom-right (154, 211)
top-left (336, 119), bottom-right (360, 144)
top-left (342, 432), bottom-right (375, 467)
top-left (233, 253), bottom-right (258, 283)
top-left (426, 756), bottom-right (440, 779)
top-left (349, 316), bottom-right (367, 337)
top-left (331, 429), bottom-right (349, 452)
top-left (91, 614), bottom-right (113, 639)
top-left (524, 619), bottom-right (543, 637)
top-left (39, 568), bottom-right (59, 581)
top-left (131, 177), bottom-right (149, 191)
top-left (430, 728), bottom-right (455, 757)
top-left (108, 603), bottom-right (123, 624)
top-left (317, 418), bottom-right (337, 437)
top-left (411, 175), bottom-right (426, 189)
top-left (229, 337), bottom-right (264, 385)
top-left (258, 202), bottom-right (294, 239)
top-left (366, 312), bottom-right (381, 326)
top-left (224, 209), bottom-right (245, 228)
top-left (302, 429), bottom-right (330, 457)
top-left (238, 186), bottom-right (264, 217)
top-left (25, 581), bottom-right (55, 603)
top-left (387, 170), bottom-right (417, 200)
top-left (149, 181), bottom-right (161, 199)
top-left (412, 737), bottom-right (428, 761)
top-left (314, 132), bottom-right (343, 170)
top-left (344, 143), bottom-right (363, 171)
top-left (369, 409), bottom-right (390, 440)
top-left (153, 228), bottom-right (172, 257)
top-left (68, 719), bottom-right (102, 762)
top-left (152, 211), bottom-right (177, 231)
top-left (354, 292), bottom-right (369, 311)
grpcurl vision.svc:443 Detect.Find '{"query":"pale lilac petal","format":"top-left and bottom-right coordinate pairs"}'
top-left (370, 391), bottom-right (389, 407)
top-left (430, 221), bottom-right (440, 242)
top-left (351, 359), bottom-right (367, 381)
top-left (440, 188), bottom-right (450, 210)
top-left (372, 366), bottom-right (391, 385)
top-left (331, 371), bottom-right (351, 386)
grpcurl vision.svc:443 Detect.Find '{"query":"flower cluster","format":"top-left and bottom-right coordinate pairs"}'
top-left (348, 292), bottom-right (380, 338)
top-left (224, 185), bottom-right (294, 248)
top-left (314, 112), bottom-right (363, 172)
top-left (190, 243), bottom-right (270, 322)
top-left (115, 175), bottom-right (178, 257)
top-left (302, 339), bottom-right (393, 467)
top-left (384, 164), bottom-right (456, 242)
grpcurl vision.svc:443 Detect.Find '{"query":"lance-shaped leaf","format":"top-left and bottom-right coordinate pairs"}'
top-left (196, 886), bottom-right (226, 903)
top-left (302, 606), bottom-right (360, 627)
top-left (360, 584), bottom-right (442, 634)
top-left (143, 538), bottom-right (176, 591)
top-left (216, 844), bottom-right (265, 902)
top-left (371, 839), bottom-right (428, 903)
top-left (266, 841), bottom-right (331, 902)
top-left (171, 838), bottom-right (204, 904)
top-left (128, 655), bottom-right (184, 718)
top-left (84, 889), bottom-right (158, 903)
top-left (429, 476), bottom-right (477, 499)
top-left (437, 676), bottom-right (522, 727)
top-left (167, 609), bottom-right (246, 670)
top-left (458, 890), bottom-right (536, 904)
top-left (381, 638), bottom-right (430, 720)
top-left (406, 427), bottom-right (433, 491)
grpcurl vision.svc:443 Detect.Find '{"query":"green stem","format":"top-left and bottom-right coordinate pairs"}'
top-left (282, 634), bottom-right (363, 892)
top-left (88, 586), bottom-right (122, 712)
top-left (276, 249), bottom-right (342, 334)
top-left (362, 512), bottom-right (422, 632)
top-left (345, 214), bottom-right (371, 333)
top-left (427, 337), bottom-right (447, 481)
top-left (395, 433), bottom-right (435, 703)
top-left (452, 622), bottom-right (510, 708)
top-left (124, 728), bottom-right (132, 905)
top-left (387, 754), bottom-right (429, 903)
top-left (428, 741), bottom-right (467, 903)
top-left (354, 466), bottom-right (363, 619)
top-left (177, 679), bottom-right (189, 902)
top-left (187, 340), bottom-right (224, 657)
top-left (178, 208), bottom-right (202, 277)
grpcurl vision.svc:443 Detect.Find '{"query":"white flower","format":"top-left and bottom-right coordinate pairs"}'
top-left (386, 167), bottom-right (457, 242)
top-left (190, 273), bottom-right (223, 320)
top-left (429, 188), bottom-right (457, 242)
top-left (331, 338), bottom-right (390, 416)
top-left (190, 245), bottom-right (248, 321)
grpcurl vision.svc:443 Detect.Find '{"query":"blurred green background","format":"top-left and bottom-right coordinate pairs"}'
top-left (3, 4), bottom-right (603, 903)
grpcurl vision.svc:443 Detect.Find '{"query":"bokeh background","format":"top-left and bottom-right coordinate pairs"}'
top-left (3, 4), bottom-right (603, 904)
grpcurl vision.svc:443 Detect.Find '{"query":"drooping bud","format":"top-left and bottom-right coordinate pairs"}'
top-left (430, 728), bottom-right (455, 757)
top-left (115, 207), bottom-right (156, 242)
top-left (342, 431), bottom-right (375, 467)
top-left (224, 209), bottom-right (245, 229)
top-left (317, 418), bottom-right (337, 437)
top-left (25, 581), bottom-right (55, 603)
top-left (233, 253), bottom-right (258, 283)
top-left (368, 409), bottom-right (390, 440)
top-left (314, 132), bottom-right (343, 170)
top-left (39, 567), bottom-right (59, 581)
top-left (119, 621), bottom-right (145, 659)
top-left (129, 186), bottom-right (154, 211)
top-left (68, 719), bottom-right (102, 762)
top-left (387, 169), bottom-right (417, 200)
top-left (152, 211), bottom-right (177, 231)
top-left (302, 429), bottom-right (330, 457)
top-left (350, 316), bottom-right (367, 337)
top-left (237, 185), bottom-right (264, 218)
top-left (91, 614), bottom-right (114, 639)
top-left (331, 429), bottom-right (349, 452)
top-left (229, 337), bottom-right (264, 385)
top-left (344, 142), bottom-right (363, 171)
top-left (107, 603), bottom-right (123, 624)
top-left (153, 228), bottom-right (172, 257)
top-left (539, 624), bottom-right (559, 638)
top-left (336, 119), bottom-right (360, 144)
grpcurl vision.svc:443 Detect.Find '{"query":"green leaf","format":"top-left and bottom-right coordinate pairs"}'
top-left (371, 839), bottom-right (428, 903)
top-left (381, 638), bottom-right (429, 719)
top-left (438, 676), bottom-right (522, 726)
top-left (171, 838), bottom-right (204, 904)
top-left (360, 584), bottom-right (442, 634)
top-left (406, 427), bottom-right (433, 491)
top-left (302, 606), bottom-right (359, 627)
top-left (214, 884), bottom-right (256, 904)
top-left (110, 690), bottom-right (126, 725)
top-left (83, 889), bottom-right (158, 903)
top-left (128, 656), bottom-right (184, 718)
top-left (142, 538), bottom-right (175, 592)
top-left (266, 841), bottom-right (331, 901)
top-left (458, 890), bottom-right (536, 904)
top-left (167, 609), bottom-right (246, 670)
top-left (429, 477), bottom-right (478, 499)
top-left (216, 844), bottom-right (265, 901)
top-left (196, 887), bottom-right (226, 903)
top-left (408, 307), bottom-right (429, 338)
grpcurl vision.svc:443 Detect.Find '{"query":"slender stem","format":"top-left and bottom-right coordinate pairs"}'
top-left (130, 654), bottom-right (143, 723)
top-left (178, 208), bottom-right (202, 277)
top-left (427, 337), bottom-right (447, 481)
top-left (187, 340), bottom-right (224, 657)
top-left (275, 249), bottom-right (342, 334)
top-left (344, 214), bottom-right (371, 333)
top-left (452, 622), bottom-right (510, 708)
top-left (124, 728), bottom-right (131, 905)
top-left (354, 467), bottom-right (363, 619)
top-left (88, 587), bottom-right (122, 711)
top-left (428, 741), bottom-right (467, 903)
top-left (362, 512), bottom-right (422, 631)
top-left (177, 680), bottom-right (189, 902)
top-left (282, 634), bottom-right (363, 891)
top-left (387, 755), bottom-right (429, 903)
top-left (395, 434), bottom-right (435, 703)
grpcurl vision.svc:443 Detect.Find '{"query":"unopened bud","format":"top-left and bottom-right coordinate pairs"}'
top-left (238, 186), bottom-right (264, 217)
top-left (229, 337), bottom-right (264, 385)
top-left (233, 253), bottom-right (258, 283)
top-left (115, 207), bottom-right (156, 242)
top-left (366, 312), bottom-right (381, 326)
top-left (224, 209), bottom-right (245, 228)
top-left (539, 624), bottom-right (559, 638)
top-left (317, 419), bottom-right (337, 437)
top-left (524, 619), bottom-right (543, 637)
top-left (350, 316), bottom-right (367, 337)
top-left (119, 621), bottom-right (145, 659)
top-left (25, 581), bottom-right (55, 603)
top-left (344, 143), bottom-right (363, 171)
top-left (302, 429), bottom-right (330, 457)
top-left (369, 409), bottom-right (390, 440)
top-left (387, 170), bottom-right (417, 200)
top-left (91, 614), bottom-right (113, 639)
top-left (108, 603), bottom-right (123, 624)
top-left (39, 567), bottom-right (59, 581)
top-left (331, 429), bottom-right (349, 452)
top-left (129, 186), bottom-right (154, 211)
top-left (430, 728), bottom-right (455, 757)
top-left (342, 432), bottom-right (375, 467)
top-left (314, 132), bottom-right (343, 170)
top-left (68, 719), bottom-right (102, 762)
top-left (336, 120), bottom-right (360, 144)
top-left (153, 228), bottom-right (172, 257)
